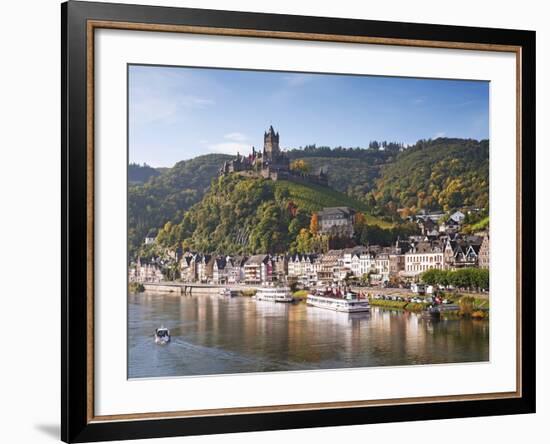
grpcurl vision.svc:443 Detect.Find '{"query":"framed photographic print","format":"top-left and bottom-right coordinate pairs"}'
top-left (61, 1), bottom-right (536, 442)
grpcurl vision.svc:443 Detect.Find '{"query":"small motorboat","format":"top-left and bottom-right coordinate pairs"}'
top-left (218, 288), bottom-right (234, 297)
top-left (421, 306), bottom-right (441, 320)
top-left (154, 326), bottom-right (171, 344)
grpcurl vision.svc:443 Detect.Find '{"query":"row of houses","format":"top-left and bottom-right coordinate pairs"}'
top-left (129, 232), bottom-right (489, 286)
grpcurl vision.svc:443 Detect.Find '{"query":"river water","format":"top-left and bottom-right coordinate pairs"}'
top-left (128, 292), bottom-right (489, 379)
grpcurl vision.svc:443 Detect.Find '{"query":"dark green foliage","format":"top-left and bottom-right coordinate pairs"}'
top-left (128, 282), bottom-right (145, 293)
top-left (371, 138), bottom-right (489, 213)
top-left (287, 144), bottom-right (399, 160)
top-left (128, 154), bottom-right (232, 257)
top-left (289, 157), bottom-right (381, 201)
top-left (154, 175), bottom-right (398, 255)
top-left (462, 211), bottom-right (490, 234)
top-left (289, 138), bottom-right (488, 217)
top-left (128, 138), bottom-right (489, 258)
top-left (420, 268), bottom-right (489, 290)
top-left (354, 221), bottom-right (419, 246)
top-left (128, 162), bottom-right (160, 184)
top-left (157, 175), bottom-right (297, 254)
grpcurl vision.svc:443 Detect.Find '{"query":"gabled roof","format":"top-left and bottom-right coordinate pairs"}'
top-left (245, 254), bottom-right (269, 265)
top-left (463, 235), bottom-right (483, 245)
top-left (450, 210), bottom-right (465, 220)
top-left (420, 217), bottom-right (436, 228)
top-left (214, 257), bottom-right (227, 269)
top-left (317, 206), bottom-right (355, 217)
top-left (395, 240), bottom-right (412, 254)
top-left (415, 242), bottom-right (433, 253)
top-left (229, 255), bottom-right (248, 267)
top-left (342, 246), bottom-right (368, 255)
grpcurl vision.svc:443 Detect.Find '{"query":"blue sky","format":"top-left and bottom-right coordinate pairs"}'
top-left (129, 64), bottom-right (489, 167)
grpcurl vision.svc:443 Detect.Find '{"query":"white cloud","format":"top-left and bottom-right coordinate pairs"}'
top-left (130, 94), bottom-right (214, 125)
top-left (208, 132), bottom-right (250, 154)
top-left (131, 97), bottom-right (179, 125)
top-left (208, 142), bottom-right (250, 155)
top-left (184, 96), bottom-right (214, 108)
top-left (224, 132), bottom-right (248, 142)
top-left (433, 132), bottom-right (446, 138)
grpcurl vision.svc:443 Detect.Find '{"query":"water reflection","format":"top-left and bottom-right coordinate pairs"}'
top-left (128, 293), bottom-right (489, 378)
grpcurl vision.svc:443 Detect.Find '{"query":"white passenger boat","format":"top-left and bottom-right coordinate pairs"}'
top-left (255, 286), bottom-right (294, 303)
top-left (154, 326), bottom-right (171, 344)
top-left (218, 287), bottom-right (234, 297)
top-left (307, 292), bottom-right (370, 313)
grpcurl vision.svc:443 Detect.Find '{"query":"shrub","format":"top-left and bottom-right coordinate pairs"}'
top-left (459, 296), bottom-right (475, 316)
top-left (404, 302), bottom-right (425, 312)
top-left (471, 310), bottom-right (488, 319)
top-left (292, 290), bottom-right (309, 301)
top-left (128, 282), bottom-right (145, 293)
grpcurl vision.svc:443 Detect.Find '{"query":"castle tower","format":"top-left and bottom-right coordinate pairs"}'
top-left (263, 125), bottom-right (280, 159)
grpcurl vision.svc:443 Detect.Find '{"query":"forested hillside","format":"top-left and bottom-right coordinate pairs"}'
top-left (128, 138), bottom-right (488, 257)
top-left (128, 153), bottom-right (231, 257)
top-left (152, 175), bottom-right (390, 255)
top-left (128, 163), bottom-right (160, 184)
top-left (368, 138), bottom-right (489, 216)
top-left (289, 157), bottom-right (381, 199)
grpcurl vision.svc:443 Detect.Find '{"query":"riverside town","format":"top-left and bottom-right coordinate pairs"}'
top-left (128, 126), bottom-right (489, 317)
top-left (130, 206), bottom-right (489, 293)
top-left (128, 66), bottom-right (490, 378)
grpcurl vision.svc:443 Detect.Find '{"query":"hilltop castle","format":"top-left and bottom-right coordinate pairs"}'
top-left (219, 126), bottom-right (328, 185)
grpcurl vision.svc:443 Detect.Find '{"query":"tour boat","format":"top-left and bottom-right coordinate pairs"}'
top-left (421, 306), bottom-right (441, 319)
top-left (218, 287), bottom-right (234, 297)
top-left (307, 292), bottom-right (370, 313)
top-left (255, 286), bottom-right (294, 303)
top-left (154, 326), bottom-right (171, 344)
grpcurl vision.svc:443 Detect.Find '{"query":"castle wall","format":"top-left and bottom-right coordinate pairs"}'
top-left (235, 168), bottom-right (327, 186)
top-left (221, 127), bottom-right (328, 187)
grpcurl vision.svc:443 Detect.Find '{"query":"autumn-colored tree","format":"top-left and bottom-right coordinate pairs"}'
top-left (309, 213), bottom-right (319, 234)
top-left (354, 212), bottom-right (366, 225)
top-left (290, 159), bottom-right (310, 173)
top-left (286, 200), bottom-right (298, 217)
top-left (400, 208), bottom-right (411, 219)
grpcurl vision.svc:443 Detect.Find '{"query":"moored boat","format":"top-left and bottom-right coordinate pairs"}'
top-left (218, 287), bottom-right (234, 297)
top-left (154, 326), bottom-right (171, 344)
top-left (421, 306), bottom-right (441, 319)
top-left (307, 291), bottom-right (370, 313)
top-left (255, 286), bottom-right (293, 303)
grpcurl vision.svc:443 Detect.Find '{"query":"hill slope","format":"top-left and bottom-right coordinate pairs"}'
top-left (289, 157), bottom-right (381, 198)
top-left (128, 163), bottom-right (160, 184)
top-left (370, 138), bottom-right (489, 214)
top-left (129, 138), bottom-right (488, 256)
top-left (154, 175), bottom-right (389, 255)
top-left (272, 181), bottom-right (390, 227)
top-left (128, 153), bottom-right (232, 257)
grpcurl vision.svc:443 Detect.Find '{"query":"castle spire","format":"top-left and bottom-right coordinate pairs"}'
top-left (264, 125), bottom-right (280, 159)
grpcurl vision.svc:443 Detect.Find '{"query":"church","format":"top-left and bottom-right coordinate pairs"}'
top-left (219, 126), bottom-right (328, 185)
